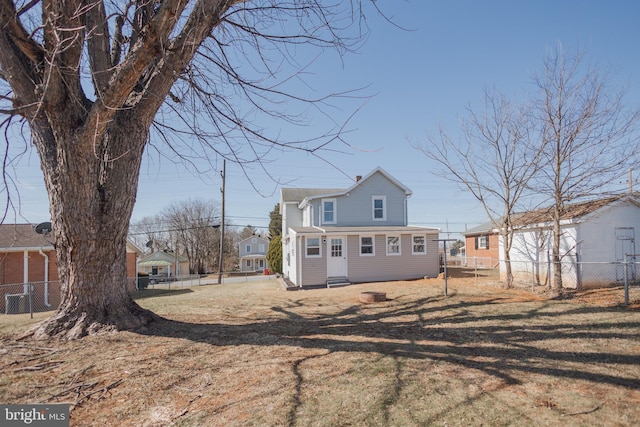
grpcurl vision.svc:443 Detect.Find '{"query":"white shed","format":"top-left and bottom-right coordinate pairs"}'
top-left (501, 194), bottom-right (640, 289)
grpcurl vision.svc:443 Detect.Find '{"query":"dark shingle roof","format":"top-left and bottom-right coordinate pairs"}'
top-left (0, 224), bottom-right (52, 250)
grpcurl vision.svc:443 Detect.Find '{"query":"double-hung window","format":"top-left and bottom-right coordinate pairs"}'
top-left (476, 235), bottom-right (489, 249)
top-left (372, 196), bottom-right (386, 221)
top-left (306, 237), bottom-right (321, 257)
top-left (386, 235), bottom-right (401, 255)
top-left (360, 236), bottom-right (375, 256)
top-left (412, 235), bottom-right (426, 255)
top-left (322, 199), bottom-right (337, 224)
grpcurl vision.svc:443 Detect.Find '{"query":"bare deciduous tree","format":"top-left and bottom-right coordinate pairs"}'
top-left (419, 87), bottom-right (542, 288)
top-left (0, 0), bottom-right (378, 339)
top-left (532, 45), bottom-right (640, 293)
top-left (162, 198), bottom-right (220, 274)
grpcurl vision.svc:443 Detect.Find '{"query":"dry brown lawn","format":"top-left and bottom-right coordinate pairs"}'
top-left (1, 274), bottom-right (639, 426)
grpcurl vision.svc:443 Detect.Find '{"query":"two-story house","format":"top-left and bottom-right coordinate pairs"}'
top-left (280, 167), bottom-right (440, 287)
top-left (238, 235), bottom-right (270, 273)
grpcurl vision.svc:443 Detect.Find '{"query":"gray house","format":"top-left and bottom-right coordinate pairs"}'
top-left (238, 235), bottom-right (270, 272)
top-left (280, 167), bottom-right (440, 287)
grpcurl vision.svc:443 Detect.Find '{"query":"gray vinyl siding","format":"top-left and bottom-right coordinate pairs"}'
top-left (298, 236), bottom-right (328, 286)
top-left (310, 172), bottom-right (408, 227)
top-left (283, 202), bottom-right (303, 235)
top-left (345, 233), bottom-right (439, 283)
top-left (238, 237), bottom-right (269, 258)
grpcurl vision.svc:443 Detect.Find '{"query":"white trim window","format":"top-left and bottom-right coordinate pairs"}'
top-left (360, 236), bottom-right (375, 256)
top-left (476, 235), bottom-right (489, 249)
top-left (306, 237), bottom-right (321, 257)
top-left (412, 235), bottom-right (426, 255)
top-left (322, 199), bottom-right (337, 224)
top-left (386, 235), bottom-right (401, 255)
top-left (245, 244), bottom-right (251, 253)
top-left (372, 196), bottom-right (386, 221)
top-left (259, 244), bottom-right (265, 252)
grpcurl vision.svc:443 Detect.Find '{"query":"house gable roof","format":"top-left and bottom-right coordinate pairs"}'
top-left (463, 194), bottom-right (640, 234)
top-left (0, 224), bottom-right (53, 250)
top-left (463, 221), bottom-right (497, 236)
top-left (512, 194), bottom-right (639, 227)
top-left (238, 235), bottom-right (269, 244)
top-left (283, 167), bottom-right (412, 209)
top-left (138, 250), bottom-right (188, 264)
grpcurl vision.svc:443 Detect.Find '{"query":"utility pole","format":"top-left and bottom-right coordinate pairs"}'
top-left (217, 160), bottom-right (226, 284)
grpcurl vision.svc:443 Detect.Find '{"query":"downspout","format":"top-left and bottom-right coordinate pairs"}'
top-left (404, 194), bottom-right (412, 225)
top-left (23, 251), bottom-right (29, 293)
top-left (38, 247), bottom-right (52, 307)
top-left (297, 235), bottom-right (303, 288)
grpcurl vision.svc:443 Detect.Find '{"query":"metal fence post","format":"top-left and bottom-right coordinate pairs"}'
top-left (28, 283), bottom-right (33, 319)
top-left (474, 257), bottom-right (477, 286)
top-left (624, 254), bottom-right (629, 306)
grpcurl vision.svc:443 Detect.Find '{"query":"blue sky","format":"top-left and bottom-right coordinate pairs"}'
top-left (6, 0), bottom-right (640, 238)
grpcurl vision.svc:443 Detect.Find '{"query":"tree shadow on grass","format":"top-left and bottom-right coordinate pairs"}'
top-left (139, 294), bottom-right (640, 392)
top-left (132, 288), bottom-right (194, 300)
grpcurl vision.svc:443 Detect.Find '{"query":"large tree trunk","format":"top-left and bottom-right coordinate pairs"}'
top-left (31, 114), bottom-right (158, 340)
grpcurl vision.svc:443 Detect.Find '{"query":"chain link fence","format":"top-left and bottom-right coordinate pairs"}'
top-left (1, 275), bottom-right (202, 317)
top-left (444, 255), bottom-right (640, 305)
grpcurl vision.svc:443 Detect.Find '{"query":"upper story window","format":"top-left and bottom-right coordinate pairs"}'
top-left (386, 235), bottom-right (401, 255)
top-left (322, 199), bottom-right (337, 224)
top-left (372, 196), bottom-right (386, 221)
top-left (360, 236), bottom-right (375, 256)
top-left (306, 237), bottom-right (321, 257)
top-left (258, 244), bottom-right (265, 252)
top-left (245, 244), bottom-right (251, 253)
top-left (412, 235), bottom-right (426, 255)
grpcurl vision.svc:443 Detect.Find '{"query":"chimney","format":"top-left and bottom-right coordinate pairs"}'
top-left (355, 175), bottom-right (362, 182)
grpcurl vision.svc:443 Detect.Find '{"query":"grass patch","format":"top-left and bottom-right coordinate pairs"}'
top-left (1, 277), bottom-right (639, 426)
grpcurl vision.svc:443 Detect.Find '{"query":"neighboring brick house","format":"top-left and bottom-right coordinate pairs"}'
top-left (1, 224), bottom-right (141, 313)
top-left (463, 221), bottom-right (499, 268)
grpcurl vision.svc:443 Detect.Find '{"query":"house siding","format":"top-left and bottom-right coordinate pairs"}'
top-left (504, 225), bottom-right (579, 287)
top-left (308, 172), bottom-right (408, 227)
top-left (344, 234), bottom-right (439, 283)
top-left (298, 236), bottom-right (328, 286)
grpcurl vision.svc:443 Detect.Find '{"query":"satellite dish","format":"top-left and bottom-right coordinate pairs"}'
top-left (35, 222), bottom-right (52, 235)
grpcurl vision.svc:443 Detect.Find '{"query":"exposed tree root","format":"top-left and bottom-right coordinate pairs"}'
top-left (27, 302), bottom-right (159, 341)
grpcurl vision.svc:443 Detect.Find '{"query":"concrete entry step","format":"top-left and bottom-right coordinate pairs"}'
top-left (326, 277), bottom-right (351, 288)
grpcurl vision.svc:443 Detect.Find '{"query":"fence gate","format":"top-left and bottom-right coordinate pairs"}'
top-left (615, 227), bottom-right (636, 281)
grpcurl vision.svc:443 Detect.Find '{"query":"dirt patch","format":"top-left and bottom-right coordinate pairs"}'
top-left (1, 277), bottom-right (639, 426)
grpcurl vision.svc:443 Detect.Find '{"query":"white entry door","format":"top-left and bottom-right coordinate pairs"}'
top-left (327, 236), bottom-right (347, 277)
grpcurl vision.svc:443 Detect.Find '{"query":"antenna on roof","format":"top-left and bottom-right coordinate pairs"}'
top-left (34, 222), bottom-right (52, 236)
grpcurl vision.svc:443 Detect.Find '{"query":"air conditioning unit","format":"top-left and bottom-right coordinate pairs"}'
top-left (5, 294), bottom-right (31, 314)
